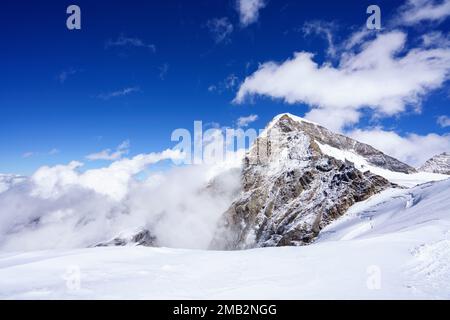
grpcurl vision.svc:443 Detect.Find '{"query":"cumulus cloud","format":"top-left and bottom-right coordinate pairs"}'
top-left (236, 0), bottom-right (266, 27)
top-left (235, 31), bottom-right (450, 131)
top-left (105, 34), bottom-right (156, 52)
top-left (397, 0), bottom-right (450, 25)
top-left (207, 17), bottom-right (234, 44)
top-left (348, 128), bottom-right (450, 167)
top-left (236, 114), bottom-right (259, 127)
top-left (437, 115), bottom-right (450, 127)
top-left (97, 87), bottom-right (140, 100)
top-left (33, 149), bottom-right (183, 201)
top-left (86, 140), bottom-right (130, 161)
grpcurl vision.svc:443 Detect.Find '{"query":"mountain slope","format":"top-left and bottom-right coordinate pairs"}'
top-left (418, 152), bottom-right (450, 175)
top-left (211, 114), bottom-right (444, 249)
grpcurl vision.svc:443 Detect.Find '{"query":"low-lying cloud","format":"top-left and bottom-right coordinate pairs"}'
top-left (0, 150), bottom-right (242, 252)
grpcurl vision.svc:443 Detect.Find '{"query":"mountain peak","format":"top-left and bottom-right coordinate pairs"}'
top-left (263, 112), bottom-right (416, 174)
top-left (419, 152), bottom-right (450, 175)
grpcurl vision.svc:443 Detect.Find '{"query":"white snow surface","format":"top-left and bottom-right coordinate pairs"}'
top-left (1, 178), bottom-right (449, 299)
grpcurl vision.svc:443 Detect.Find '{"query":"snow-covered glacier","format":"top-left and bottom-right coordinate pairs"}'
top-left (0, 177), bottom-right (449, 299)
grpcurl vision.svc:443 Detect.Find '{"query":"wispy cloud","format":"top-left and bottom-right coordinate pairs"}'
top-left (207, 17), bottom-right (234, 44)
top-left (22, 152), bottom-right (34, 159)
top-left (86, 140), bottom-right (130, 161)
top-left (437, 115), bottom-right (450, 128)
top-left (48, 148), bottom-right (60, 155)
top-left (159, 63), bottom-right (169, 80)
top-left (105, 34), bottom-right (156, 52)
top-left (22, 148), bottom-right (60, 159)
top-left (208, 74), bottom-right (239, 94)
top-left (57, 68), bottom-right (78, 84)
top-left (397, 0), bottom-right (450, 26)
top-left (236, 0), bottom-right (267, 27)
top-left (97, 87), bottom-right (140, 100)
top-left (302, 21), bottom-right (338, 58)
top-left (236, 114), bottom-right (258, 127)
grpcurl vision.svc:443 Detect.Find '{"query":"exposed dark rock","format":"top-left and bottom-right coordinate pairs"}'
top-left (211, 114), bottom-right (400, 249)
top-left (94, 228), bottom-right (156, 247)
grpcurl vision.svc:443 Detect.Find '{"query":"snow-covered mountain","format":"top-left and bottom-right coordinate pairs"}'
top-left (211, 114), bottom-right (448, 249)
top-left (418, 152), bottom-right (450, 175)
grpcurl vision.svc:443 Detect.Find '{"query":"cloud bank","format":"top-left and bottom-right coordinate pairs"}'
top-left (0, 150), bottom-right (242, 252)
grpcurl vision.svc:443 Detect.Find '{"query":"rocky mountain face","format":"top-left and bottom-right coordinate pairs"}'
top-left (211, 114), bottom-right (413, 249)
top-left (94, 228), bottom-right (156, 247)
top-left (418, 153), bottom-right (450, 175)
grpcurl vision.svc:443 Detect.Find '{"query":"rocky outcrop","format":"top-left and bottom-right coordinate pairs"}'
top-left (211, 114), bottom-right (400, 249)
top-left (418, 153), bottom-right (450, 175)
top-left (94, 228), bottom-right (156, 247)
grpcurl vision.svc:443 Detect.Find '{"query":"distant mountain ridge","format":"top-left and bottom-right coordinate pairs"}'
top-left (419, 152), bottom-right (450, 175)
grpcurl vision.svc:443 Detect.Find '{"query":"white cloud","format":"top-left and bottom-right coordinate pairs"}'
top-left (421, 31), bottom-right (450, 47)
top-left (207, 17), bottom-right (234, 44)
top-left (397, 0), bottom-right (450, 25)
top-left (159, 63), bottom-right (169, 80)
top-left (235, 31), bottom-right (450, 131)
top-left (236, 0), bottom-right (266, 27)
top-left (22, 149), bottom-right (60, 159)
top-left (98, 87), bottom-right (140, 100)
top-left (0, 148), bottom-right (241, 251)
top-left (105, 34), bottom-right (156, 52)
top-left (437, 115), bottom-right (450, 127)
top-left (305, 108), bottom-right (361, 132)
top-left (348, 128), bottom-right (450, 167)
top-left (237, 114), bottom-right (259, 127)
top-left (86, 140), bottom-right (130, 161)
top-left (32, 148), bottom-right (183, 201)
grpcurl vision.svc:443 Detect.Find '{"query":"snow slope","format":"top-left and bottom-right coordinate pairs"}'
top-left (1, 178), bottom-right (449, 299)
top-left (418, 152), bottom-right (450, 175)
top-left (316, 142), bottom-right (448, 187)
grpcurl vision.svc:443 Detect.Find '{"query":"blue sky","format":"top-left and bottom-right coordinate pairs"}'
top-left (1, 0), bottom-right (449, 174)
